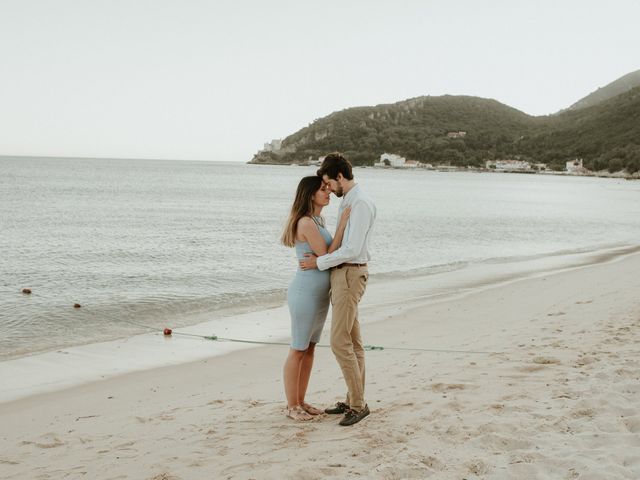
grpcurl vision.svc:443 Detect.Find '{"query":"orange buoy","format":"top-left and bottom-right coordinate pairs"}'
top-left (163, 328), bottom-right (173, 336)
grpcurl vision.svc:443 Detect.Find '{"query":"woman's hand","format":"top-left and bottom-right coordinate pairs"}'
top-left (338, 206), bottom-right (351, 230)
top-left (327, 206), bottom-right (351, 254)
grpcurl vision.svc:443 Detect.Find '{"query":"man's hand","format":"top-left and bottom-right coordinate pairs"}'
top-left (300, 253), bottom-right (318, 270)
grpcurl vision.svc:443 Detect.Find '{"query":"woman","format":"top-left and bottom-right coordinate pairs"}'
top-left (281, 175), bottom-right (351, 421)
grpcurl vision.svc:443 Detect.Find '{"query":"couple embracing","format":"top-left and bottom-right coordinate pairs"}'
top-left (281, 153), bottom-right (376, 426)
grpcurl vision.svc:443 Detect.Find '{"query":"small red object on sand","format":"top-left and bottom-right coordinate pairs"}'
top-left (164, 328), bottom-right (172, 336)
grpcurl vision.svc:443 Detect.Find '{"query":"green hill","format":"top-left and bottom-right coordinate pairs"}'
top-left (252, 95), bottom-right (542, 167)
top-left (251, 78), bottom-right (640, 174)
top-left (522, 85), bottom-right (640, 172)
top-left (567, 69), bottom-right (640, 111)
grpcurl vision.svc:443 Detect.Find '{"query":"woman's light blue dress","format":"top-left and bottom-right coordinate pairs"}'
top-left (287, 217), bottom-right (332, 350)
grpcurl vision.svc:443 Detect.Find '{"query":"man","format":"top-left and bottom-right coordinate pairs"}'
top-left (300, 152), bottom-right (376, 426)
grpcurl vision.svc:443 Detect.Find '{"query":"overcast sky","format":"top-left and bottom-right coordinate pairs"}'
top-left (1, 0), bottom-right (639, 162)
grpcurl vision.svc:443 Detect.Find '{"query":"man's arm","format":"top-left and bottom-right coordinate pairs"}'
top-left (315, 201), bottom-right (373, 271)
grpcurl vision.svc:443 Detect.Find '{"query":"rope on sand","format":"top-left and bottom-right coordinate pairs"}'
top-left (118, 319), bottom-right (495, 354)
top-left (157, 326), bottom-right (495, 355)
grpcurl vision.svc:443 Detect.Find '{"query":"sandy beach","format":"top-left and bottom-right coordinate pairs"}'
top-left (1, 248), bottom-right (639, 479)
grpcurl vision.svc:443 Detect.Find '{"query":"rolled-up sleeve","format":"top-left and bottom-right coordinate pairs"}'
top-left (316, 201), bottom-right (373, 271)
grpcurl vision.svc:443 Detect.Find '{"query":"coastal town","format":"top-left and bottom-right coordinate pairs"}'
top-left (257, 137), bottom-right (637, 179)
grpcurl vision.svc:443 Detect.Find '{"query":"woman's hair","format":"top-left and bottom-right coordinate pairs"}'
top-left (281, 176), bottom-right (324, 247)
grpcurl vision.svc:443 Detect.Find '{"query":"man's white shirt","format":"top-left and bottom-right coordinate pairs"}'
top-left (317, 184), bottom-right (376, 271)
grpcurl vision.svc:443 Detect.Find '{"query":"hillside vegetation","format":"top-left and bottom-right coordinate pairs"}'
top-left (252, 82), bottom-right (640, 174)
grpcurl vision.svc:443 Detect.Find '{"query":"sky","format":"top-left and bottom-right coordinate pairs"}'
top-left (1, 0), bottom-right (639, 162)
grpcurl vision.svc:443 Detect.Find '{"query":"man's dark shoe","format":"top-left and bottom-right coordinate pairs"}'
top-left (339, 404), bottom-right (370, 426)
top-left (325, 402), bottom-right (349, 415)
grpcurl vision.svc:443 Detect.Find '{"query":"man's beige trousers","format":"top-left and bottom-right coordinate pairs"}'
top-left (329, 265), bottom-right (369, 411)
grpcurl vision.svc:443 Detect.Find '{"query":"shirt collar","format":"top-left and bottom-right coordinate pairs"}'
top-left (343, 183), bottom-right (359, 202)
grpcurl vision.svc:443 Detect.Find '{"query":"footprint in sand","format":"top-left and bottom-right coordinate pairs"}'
top-left (519, 364), bottom-right (547, 373)
top-left (532, 356), bottom-right (561, 365)
top-left (510, 452), bottom-right (536, 464)
top-left (552, 393), bottom-right (573, 400)
top-left (465, 459), bottom-right (490, 475)
top-left (20, 433), bottom-right (65, 449)
top-left (623, 416), bottom-right (640, 433)
top-left (430, 383), bottom-right (467, 392)
top-left (135, 414), bottom-right (174, 424)
top-left (114, 441), bottom-right (137, 451)
top-left (571, 408), bottom-right (595, 419)
top-left (418, 455), bottom-right (445, 471)
top-left (147, 474), bottom-right (180, 480)
top-left (445, 400), bottom-right (464, 412)
top-left (574, 355), bottom-right (599, 367)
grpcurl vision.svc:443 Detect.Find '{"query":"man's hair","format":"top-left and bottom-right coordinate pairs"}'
top-left (317, 152), bottom-right (354, 181)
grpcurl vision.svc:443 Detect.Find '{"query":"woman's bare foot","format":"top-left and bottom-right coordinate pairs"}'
top-left (301, 402), bottom-right (324, 415)
top-left (286, 405), bottom-right (313, 421)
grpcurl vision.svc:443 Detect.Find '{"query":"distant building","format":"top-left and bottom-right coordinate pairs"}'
top-left (404, 160), bottom-right (420, 168)
top-left (375, 153), bottom-right (406, 167)
top-left (447, 131), bottom-right (467, 138)
top-left (262, 139), bottom-right (282, 152)
top-left (566, 158), bottom-right (584, 173)
top-left (486, 160), bottom-right (532, 171)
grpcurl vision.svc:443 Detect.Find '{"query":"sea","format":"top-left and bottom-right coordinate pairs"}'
top-left (2, 156), bottom-right (639, 361)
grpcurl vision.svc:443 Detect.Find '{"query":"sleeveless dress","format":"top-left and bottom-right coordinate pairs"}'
top-left (287, 216), bottom-right (332, 350)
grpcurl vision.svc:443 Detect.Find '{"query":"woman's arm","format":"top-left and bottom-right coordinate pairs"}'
top-left (328, 206), bottom-right (351, 253)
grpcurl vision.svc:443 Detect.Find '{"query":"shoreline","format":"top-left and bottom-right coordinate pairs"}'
top-left (248, 161), bottom-right (640, 180)
top-left (1, 244), bottom-right (638, 406)
top-left (1, 245), bottom-right (638, 478)
top-left (2, 242), bottom-right (631, 364)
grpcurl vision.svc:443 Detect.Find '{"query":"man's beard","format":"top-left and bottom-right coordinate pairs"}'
top-left (334, 186), bottom-right (344, 197)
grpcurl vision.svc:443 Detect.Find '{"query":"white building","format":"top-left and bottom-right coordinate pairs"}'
top-left (307, 155), bottom-right (324, 166)
top-left (566, 158), bottom-right (584, 172)
top-left (486, 160), bottom-right (532, 171)
top-left (447, 131), bottom-right (467, 138)
top-left (375, 153), bottom-right (406, 167)
top-left (262, 139), bottom-right (282, 152)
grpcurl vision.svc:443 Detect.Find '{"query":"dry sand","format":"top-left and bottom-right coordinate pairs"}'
top-left (1, 250), bottom-right (639, 479)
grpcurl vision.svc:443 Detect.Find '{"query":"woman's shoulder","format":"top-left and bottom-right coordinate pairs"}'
top-left (296, 216), bottom-right (315, 230)
top-left (295, 216), bottom-right (316, 243)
